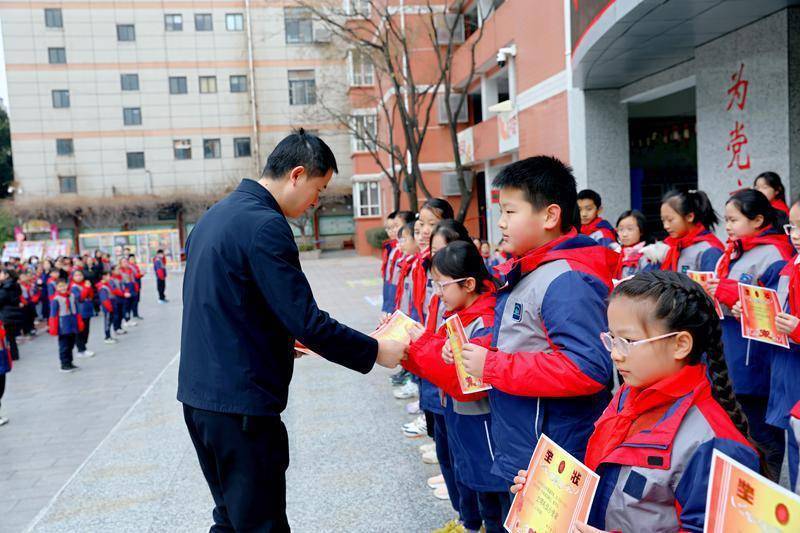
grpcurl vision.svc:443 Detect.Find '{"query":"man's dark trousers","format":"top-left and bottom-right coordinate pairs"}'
top-left (183, 404), bottom-right (290, 532)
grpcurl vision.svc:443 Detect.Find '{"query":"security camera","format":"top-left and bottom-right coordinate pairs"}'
top-left (496, 45), bottom-right (517, 68)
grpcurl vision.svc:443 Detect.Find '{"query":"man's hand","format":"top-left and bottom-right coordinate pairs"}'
top-left (376, 339), bottom-right (407, 369)
top-left (461, 343), bottom-right (488, 378)
top-left (776, 312), bottom-right (800, 335)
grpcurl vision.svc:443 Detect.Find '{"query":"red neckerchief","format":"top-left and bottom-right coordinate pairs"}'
top-left (661, 224), bottom-right (723, 271)
top-left (495, 229), bottom-right (617, 290)
top-left (380, 239), bottom-right (396, 279)
top-left (615, 242), bottom-right (645, 279)
top-left (584, 364), bottom-right (708, 471)
top-left (411, 248), bottom-right (431, 321)
top-left (772, 198), bottom-right (790, 216)
top-left (783, 256), bottom-right (800, 317)
top-left (393, 254), bottom-right (417, 311)
top-left (716, 226), bottom-right (795, 280)
top-left (580, 217), bottom-right (608, 236)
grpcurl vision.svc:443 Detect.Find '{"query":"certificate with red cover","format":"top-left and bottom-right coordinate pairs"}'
top-left (369, 310), bottom-right (420, 344)
top-left (686, 270), bottom-right (725, 319)
top-left (738, 283), bottom-right (789, 348)
top-left (444, 314), bottom-right (491, 394)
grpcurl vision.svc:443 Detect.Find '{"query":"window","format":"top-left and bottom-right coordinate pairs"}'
top-left (120, 73), bottom-right (139, 91)
top-left (195, 13), bottom-right (213, 31)
top-left (48, 47), bottom-right (66, 64)
top-left (169, 76), bottom-right (188, 94)
top-left (117, 24), bottom-right (135, 41)
top-left (225, 13), bottom-right (243, 31)
top-left (126, 151), bottom-right (145, 169)
top-left (233, 137), bottom-right (251, 157)
top-left (434, 14), bottom-right (465, 44)
top-left (284, 7), bottom-right (313, 44)
top-left (203, 138), bottom-right (221, 159)
top-left (55, 138), bottom-right (74, 156)
top-left (52, 90), bottom-right (70, 108)
top-left (352, 114), bottom-right (377, 152)
top-left (164, 14), bottom-right (183, 31)
top-left (199, 76), bottom-right (217, 94)
top-left (348, 50), bottom-right (374, 86)
top-left (59, 175), bottom-right (77, 194)
top-left (44, 8), bottom-right (63, 28)
top-left (288, 70), bottom-right (316, 105)
top-left (354, 181), bottom-right (380, 217)
top-left (344, 0), bottom-right (371, 16)
top-left (123, 107), bottom-right (142, 126)
top-left (229, 75), bottom-right (247, 93)
top-left (173, 139), bottom-right (192, 160)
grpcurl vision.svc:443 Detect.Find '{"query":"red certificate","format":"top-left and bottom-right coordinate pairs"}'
top-left (687, 270), bottom-right (725, 319)
top-left (738, 283), bottom-right (789, 348)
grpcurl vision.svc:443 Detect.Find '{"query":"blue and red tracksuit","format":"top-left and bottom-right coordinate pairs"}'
top-left (661, 224), bottom-right (724, 274)
top-left (404, 290), bottom-right (505, 531)
top-left (96, 281), bottom-right (116, 339)
top-left (770, 256), bottom-right (800, 432)
top-left (584, 364), bottom-right (759, 532)
top-left (119, 266), bottom-right (138, 320)
top-left (380, 239), bottom-right (401, 314)
top-left (48, 291), bottom-right (85, 365)
top-left (109, 275), bottom-right (127, 331)
top-left (394, 254), bottom-right (419, 322)
top-left (614, 241), bottom-right (655, 278)
top-left (480, 230), bottom-right (617, 486)
top-left (713, 227), bottom-right (794, 475)
top-left (580, 217), bottom-right (619, 251)
top-left (70, 280), bottom-right (94, 352)
top-left (789, 401), bottom-right (800, 495)
top-left (129, 261), bottom-right (144, 317)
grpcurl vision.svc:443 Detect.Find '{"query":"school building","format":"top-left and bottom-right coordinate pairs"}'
top-left (354, 0), bottom-right (800, 254)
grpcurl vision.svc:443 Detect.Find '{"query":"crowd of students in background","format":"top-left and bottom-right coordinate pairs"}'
top-left (377, 161), bottom-right (800, 533)
top-left (0, 248), bottom-right (169, 427)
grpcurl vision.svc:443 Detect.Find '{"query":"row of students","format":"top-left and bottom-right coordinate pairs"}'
top-left (379, 158), bottom-right (800, 532)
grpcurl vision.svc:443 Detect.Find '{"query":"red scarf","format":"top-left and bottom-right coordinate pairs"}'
top-left (380, 239), bottom-right (396, 279)
top-left (580, 217), bottom-right (610, 236)
top-left (411, 248), bottom-right (431, 321)
top-left (496, 229), bottom-right (618, 290)
top-left (715, 226), bottom-right (795, 280)
top-left (661, 224), bottom-right (723, 271)
top-left (772, 198), bottom-right (790, 216)
top-left (784, 257), bottom-right (800, 317)
top-left (615, 242), bottom-right (645, 279)
top-left (584, 364), bottom-right (708, 471)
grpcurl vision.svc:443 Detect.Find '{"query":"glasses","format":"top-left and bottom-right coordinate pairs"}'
top-left (599, 331), bottom-right (680, 358)
top-left (784, 224), bottom-right (800, 236)
top-left (432, 278), bottom-right (468, 294)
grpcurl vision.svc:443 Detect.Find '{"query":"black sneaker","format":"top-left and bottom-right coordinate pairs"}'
top-left (60, 363), bottom-right (79, 373)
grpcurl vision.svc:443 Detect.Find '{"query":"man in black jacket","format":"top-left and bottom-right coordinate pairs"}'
top-left (178, 130), bottom-right (406, 532)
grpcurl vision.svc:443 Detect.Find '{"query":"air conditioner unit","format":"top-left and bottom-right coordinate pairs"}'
top-left (314, 27), bottom-right (332, 43)
top-left (441, 171), bottom-right (473, 197)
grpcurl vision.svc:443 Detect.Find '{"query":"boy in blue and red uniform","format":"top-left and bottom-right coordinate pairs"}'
top-left (127, 254), bottom-right (144, 320)
top-left (153, 249), bottom-right (168, 303)
top-left (457, 156), bottom-right (617, 517)
top-left (109, 266), bottom-right (128, 336)
top-left (48, 278), bottom-right (84, 373)
top-left (96, 271), bottom-right (118, 344)
top-left (69, 270), bottom-right (95, 359)
top-left (577, 189), bottom-right (619, 252)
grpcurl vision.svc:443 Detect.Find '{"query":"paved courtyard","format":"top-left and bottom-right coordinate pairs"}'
top-left (0, 252), bottom-right (454, 533)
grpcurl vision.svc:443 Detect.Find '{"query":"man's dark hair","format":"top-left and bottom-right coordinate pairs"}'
top-left (262, 128), bottom-right (338, 179)
top-left (492, 156), bottom-right (578, 232)
top-left (577, 189), bottom-right (602, 209)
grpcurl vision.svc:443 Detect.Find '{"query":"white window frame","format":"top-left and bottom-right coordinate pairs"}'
top-left (347, 50), bottom-right (374, 87)
top-left (343, 0), bottom-right (371, 17)
top-left (164, 14), bottom-right (183, 31)
top-left (353, 180), bottom-right (381, 218)
top-left (351, 112), bottom-right (377, 153)
top-left (226, 13), bottom-right (244, 31)
top-left (288, 70), bottom-right (316, 105)
top-left (284, 7), bottom-right (313, 44)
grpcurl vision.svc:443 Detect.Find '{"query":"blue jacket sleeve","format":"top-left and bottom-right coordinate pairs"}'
top-left (699, 247), bottom-right (723, 272)
top-left (674, 438), bottom-right (760, 532)
top-left (759, 259), bottom-right (786, 290)
top-left (248, 219), bottom-right (378, 374)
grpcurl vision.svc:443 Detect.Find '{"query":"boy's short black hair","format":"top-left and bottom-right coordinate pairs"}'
top-left (492, 156), bottom-right (578, 232)
top-left (262, 128), bottom-right (338, 180)
top-left (156, 249), bottom-right (164, 254)
top-left (577, 189), bottom-right (602, 208)
top-left (395, 211), bottom-right (415, 225)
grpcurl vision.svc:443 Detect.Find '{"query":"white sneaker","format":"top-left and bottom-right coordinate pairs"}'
top-left (402, 414), bottom-right (425, 431)
top-left (0, 416), bottom-right (8, 427)
top-left (393, 381), bottom-right (419, 400)
top-left (422, 450), bottom-right (439, 464)
top-left (104, 338), bottom-right (117, 345)
top-left (403, 415), bottom-right (427, 437)
top-left (405, 400), bottom-right (421, 415)
top-left (433, 484), bottom-right (449, 500)
top-left (115, 329), bottom-right (127, 335)
top-left (427, 474), bottom-right (445, 489)
top-left (76, 351), bottom-right (95, 359)
top-left (126, 320), bottom-right (138, 327)
top-left (419, 442), bottom-right (436, 454)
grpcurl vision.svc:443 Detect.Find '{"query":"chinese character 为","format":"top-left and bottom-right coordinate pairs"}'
top-left (570, 470), bottom-right (582, 486)
top-left (544, 450), bottom-right (554, 464)
top-left (736, 478), bottom-right (755, 505)
top-left (727, 63), bottom-right (749, 111)
top-left (726, 121), bottom-right (751, 170)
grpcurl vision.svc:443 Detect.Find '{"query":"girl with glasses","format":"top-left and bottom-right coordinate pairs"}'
top-left (510, 271), bottom-right (764, 532)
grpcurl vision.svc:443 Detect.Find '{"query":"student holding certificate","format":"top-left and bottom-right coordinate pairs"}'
top-left (709, 189), bottom-right (795, 478)
top-left (510, 272), bottom-right (763, 532)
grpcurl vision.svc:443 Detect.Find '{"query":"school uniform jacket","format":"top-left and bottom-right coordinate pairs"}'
top-left (479, 230), bottom-right (617, 481)
top-left (585, 364), bottom-right (759, 533)
top-left (69, 282), bottom-right (95, 319)
top-left (714, 228), bottom-right (793, 396)
top-left (0, 322), bottom-right (10, 375)
top-left (153, 257), bottom-right (167, 280)
top-left (581, 218), bottom-right (619, 251)
top-left (770, 256), bottom-right (800, 429)
top-left (96, 282), bottom-right (115, 314)
top-left (661, 225), bottom-right (724, 274)
top-left (615, 242), bottom-right (654, 279)
top-left (403, 291), bottom-right (506, 492)
top-left (381, 241), bottom-right (401, 314)
top-left (48, 292), bottom-right (84, 336)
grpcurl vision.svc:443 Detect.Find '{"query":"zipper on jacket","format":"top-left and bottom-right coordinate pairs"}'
top-left (484, 421), bottom-right (495, 461)
top-left (746, 339), bottom-right (751, 366)
top-left (534, 398), bottom-right (541, 441)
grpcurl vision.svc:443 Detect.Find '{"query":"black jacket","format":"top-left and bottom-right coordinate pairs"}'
top-left (177, 179), bottom-right (378, 416)
top-left (0, 279), bottom-right (24, 325)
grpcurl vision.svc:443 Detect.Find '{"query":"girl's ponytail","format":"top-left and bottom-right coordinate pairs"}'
top-left (663, 189), bottom-right (719, 231)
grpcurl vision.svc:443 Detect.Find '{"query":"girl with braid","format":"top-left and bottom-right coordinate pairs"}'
top-left (510, 271), bottom-right (763, 533)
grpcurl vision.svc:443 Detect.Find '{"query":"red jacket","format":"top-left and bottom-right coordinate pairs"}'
top-left (403, 291), bottom-right (496, 403)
